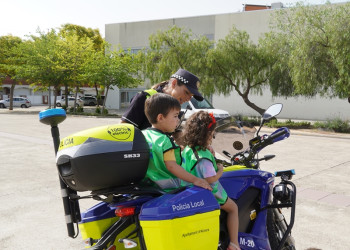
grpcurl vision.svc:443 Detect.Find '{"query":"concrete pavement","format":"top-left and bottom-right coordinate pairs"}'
top-left (0, 107), bottom-right (350, 249)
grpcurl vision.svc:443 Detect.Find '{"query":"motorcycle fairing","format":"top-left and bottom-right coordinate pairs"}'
top-left (220, 169), bottom-right (274, 249)
top-left (220, 169), bottom-right (274, 207)
top-left (139, 186), bottom-right (220, 250)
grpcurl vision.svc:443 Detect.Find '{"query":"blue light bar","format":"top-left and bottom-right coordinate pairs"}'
top-left (39, 108), bottom-right (66, 126)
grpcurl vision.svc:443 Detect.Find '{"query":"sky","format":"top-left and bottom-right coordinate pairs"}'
top-left (1, 0), bottom-right (348, 39)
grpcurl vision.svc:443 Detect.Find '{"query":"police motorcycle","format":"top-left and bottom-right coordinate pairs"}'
top-left (39, 103), bottom-right (296, 250)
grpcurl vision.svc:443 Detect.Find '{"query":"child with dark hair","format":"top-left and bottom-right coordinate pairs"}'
top-left (142, 93), bottom-right (212, 191)
top-left (182, 111), bottom-right (240, 250)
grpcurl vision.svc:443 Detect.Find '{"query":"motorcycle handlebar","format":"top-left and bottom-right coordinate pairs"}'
top-left (224, 127), bottom-right (290, 166)
top-left (269, 127), bottom-right (290, 142)
top-left (255, 127), bottom-right (290, 150)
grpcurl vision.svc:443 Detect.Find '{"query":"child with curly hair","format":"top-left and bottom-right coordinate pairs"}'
top-left (182, 111), bottom-right (240, 250)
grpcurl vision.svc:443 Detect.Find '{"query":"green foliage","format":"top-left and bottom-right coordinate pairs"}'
top-left (269, 2), bottom-right (350, 99)
top-left (85, 44), bottom-right (142, 111)
top-left (94, 107), bottom-right (108, 116)
top-left (260, 32), bottom-right (295, 97)
top-left (68, 106), bottom-right (84, 114)
top-left (207, 27), bottom-right (271, 114)
top-left (16, 30), bottom-right (63, 92)
top-left (263, 117), bottom-right (350, 133)
top-left (0, 35), bottom-right (22, 79)
top-left (141, 26), bottom-right (212, 87)
top-left (265, 119), bottom-right (312, 129)
top-left (14, 28), bottom-right (96, 105)
top-left (241, 116), bottom-right (261, 126)
top-left (59, 24), bottom-right (104, 51)
top-left (314, 118), bottom-right (350, 133)
top-left (77, 106), bottom-right (84, 113)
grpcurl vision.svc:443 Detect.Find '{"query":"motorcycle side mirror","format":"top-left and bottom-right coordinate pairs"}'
top-left (257, 103), bottom-right (283, 135)
top-left (262, 103), bottom-right (283, 122)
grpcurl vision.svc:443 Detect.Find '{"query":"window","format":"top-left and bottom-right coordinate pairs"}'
top-left (191, 98), bottom-right (214, 109)
top-left (120, 90), bottom-right (140, 107)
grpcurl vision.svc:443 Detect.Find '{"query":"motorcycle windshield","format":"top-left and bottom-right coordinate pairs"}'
top-left (212, 116), bottom-right (257, 160)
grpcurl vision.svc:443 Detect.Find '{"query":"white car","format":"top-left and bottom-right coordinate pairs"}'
top-left (181, 97), bottom-right (230, 121)
top-left (56, 97), bottom-right (84, 107)
top-left (0, 97), bottom-right (32, 108)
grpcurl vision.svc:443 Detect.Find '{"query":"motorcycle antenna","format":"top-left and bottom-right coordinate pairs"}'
top-left (39, 109), bottom-right (80, 238)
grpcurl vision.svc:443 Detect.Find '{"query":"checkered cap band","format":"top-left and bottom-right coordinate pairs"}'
top-left (171, 74), bottom-right (189, 84)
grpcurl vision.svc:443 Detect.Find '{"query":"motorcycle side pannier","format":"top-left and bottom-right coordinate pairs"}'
top-left (139, 186), bottom-right (220, 250)
top-left (56, 124), bottom-right (149, 191)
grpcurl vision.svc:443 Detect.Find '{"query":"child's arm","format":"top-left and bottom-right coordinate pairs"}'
top-left (165, 161), bottom-right (212, 191)
top-left (205, 163), bottom-right (223, 184)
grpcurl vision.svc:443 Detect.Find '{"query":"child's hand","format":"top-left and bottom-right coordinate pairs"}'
top-left (217, 163), bottom-right (224, 172)
top-left (193, 178), bottom-right (212, 191)
top-left (216, 163), bottom-right (224, 178)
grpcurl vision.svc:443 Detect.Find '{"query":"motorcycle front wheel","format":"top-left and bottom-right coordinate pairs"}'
top-left (267, 208), bottom-right (295, 250)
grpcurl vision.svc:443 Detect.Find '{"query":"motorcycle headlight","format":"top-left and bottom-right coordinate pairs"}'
top-left (273, 184), bottom-right (291, 203)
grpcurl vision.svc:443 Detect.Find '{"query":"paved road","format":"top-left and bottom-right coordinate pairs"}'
top-left (0, 108), bottom-right (350, 249)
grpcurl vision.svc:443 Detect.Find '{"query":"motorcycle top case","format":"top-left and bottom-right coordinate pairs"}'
top-left (56, 123), bottom-right (149, 191)
top-left (139, 186), bottom-right (220, 250)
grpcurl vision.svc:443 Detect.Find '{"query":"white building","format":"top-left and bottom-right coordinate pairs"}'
top-left (105, 3), bottom-right (350, 121)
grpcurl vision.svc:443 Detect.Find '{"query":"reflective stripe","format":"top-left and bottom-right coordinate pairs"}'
top-left (144, 89), bottom-right (158, 98)
top-left (61, 188), bottom-right (68, 197)
top-left (65, 215), bottom-right (73, 223)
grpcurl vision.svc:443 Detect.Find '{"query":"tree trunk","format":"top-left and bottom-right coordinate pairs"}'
top-left (242, 96), bottom-right (265, 115)
top-left (102, 86), bottom-right (109, 114)
top-left (94, 83), bottom-right (100, 107)
top-left (64, 85), bottom-right (69, 107)
top-left (233, 82), bottom-right (266, 115)
top-left (74, 86), bottom-right (79, 113)
top-left (48, 85), bottom-right (52, 109)
top-left (9, 83), bottom-right (15, 110)
top-left (53, 86), bottom-right (58, 108)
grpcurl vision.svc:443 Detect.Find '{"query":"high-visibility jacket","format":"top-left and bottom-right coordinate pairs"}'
top-left (142, 128), bottom-right (182, 191)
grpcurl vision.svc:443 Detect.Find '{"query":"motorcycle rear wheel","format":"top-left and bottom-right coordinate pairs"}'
top-left (267, 208), bottom-right (295, 250)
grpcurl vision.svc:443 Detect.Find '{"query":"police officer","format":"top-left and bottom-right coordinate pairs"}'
top-left (121, 68), bottom-right (203, 130)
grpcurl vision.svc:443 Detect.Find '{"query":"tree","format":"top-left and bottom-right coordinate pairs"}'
top-left (141, 26), bottom-right (212, 87)
top-left (260, 31), bottom-right (295, 98)
top-left (269, 2), bottom-right (350, 99)
top-left (59, 24), bottom-right (105, 100)
top-left (142, 26), bottom-right (277, 115)
top-left (86, 45), bottom-right (142, 112)
top-left (56, 33), bottom-right (95, 110)
top-left (16, 30), bottom-right (63, 108)
top-left (207, 27), bottom-right (272, 115)
top-left (0, 35), bottom-right (22, 110)
top-left (59, 24), bottom-right (104, 51)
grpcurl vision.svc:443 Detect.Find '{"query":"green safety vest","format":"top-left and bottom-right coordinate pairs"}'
top-left (142, 128), bottom-right (182, 191)
top-left (182, 146), bottom-right (228, 204)
top-left (182, 146), bottom-right (218, 174)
